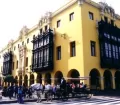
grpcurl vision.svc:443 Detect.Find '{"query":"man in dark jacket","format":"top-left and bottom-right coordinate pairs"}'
top-left (60, 78), bottom-right (66, 90)
top-left (8, 84), bottom-right (14, 99)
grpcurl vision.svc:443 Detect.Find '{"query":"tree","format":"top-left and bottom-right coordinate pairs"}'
top-left (4, 75), bottom-right (17, 83)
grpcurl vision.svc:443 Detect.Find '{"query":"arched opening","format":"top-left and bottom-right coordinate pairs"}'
top-left (15, 76), bottom-right (18, 84)
top-left (19, 75), bottom-right (22, 86)
top-left (104, 70), bottom-right (112, 90)
top-left (89, 69), bottom-right (101, 89)
top-left (115, 71), bottom-right (120, 90)
top-left (37, 73), bottom-right (42, 83)
top-left (45, 73), bottom-right (51, 84)
top-left (24, 75), bottom-right (28, 87)
top-left (67, 69), bottom-right (80, 84)
top-left (54, 71), bottom-right (63, 84)
top-left (30, 74), bottom-right (34, 85)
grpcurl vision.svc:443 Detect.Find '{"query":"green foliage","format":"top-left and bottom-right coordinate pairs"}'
top-left (4, 75), bottom-right (17, 83)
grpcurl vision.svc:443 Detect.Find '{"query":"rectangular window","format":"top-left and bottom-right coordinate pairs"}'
top-left (57, 46), bottom-right (61, 60)
top-left (69, 12), bottom-right (74, 21)
top-left (89, 12), bottom-right (94, 20)
top-left (41, 51), bottom-right (43, 66)
top-left (22, 41), bottom-right (24, 45)
top-left (16, 60), bottom-right (18, 69)
top-left (44, 49), bottom-right (47, 67)
top-left (105, 43), bottom-right (109, 58)
top-left (70, 41), bottom-right (76, 57)
top-left (115, 46), bottom-right (119, 59)
top-left (112, 45), bottom-right (116, 59)
top-left (27, 38), bottom-right (29, 43)
top-left (14, 46), bottom-right (16, 51)
top-left (104, 16), bottom-right (108, 23)
top-left (57, 20), bottom-right (61, 28)
top-left (38, 51), bottom-right (41, 67)
top-left (12, 62), bottom-right (14, 70)
top-left (33, 35), bottom-right (35, 39)
top-left (26, 57), bottom-right (28, 67)
top-left (90, 41), bottom-right (96, 56)
top-left (40, 29), bottom-right (42, 34)
top-left (111, 20), bottom-right (114, 25)
top-left (46, 48), bottom-right (49, 62)
top-left (35, 53), bottom-right (37, 67)
top-left (108, 44), bottom-right (112, 58)
top-left (45, 25), bottom-right (48, 31)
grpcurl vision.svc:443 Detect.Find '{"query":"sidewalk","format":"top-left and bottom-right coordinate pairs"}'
top-left (0, 94), bottom-right (60, 104)
top-left (0, 95), bottom-right (38, 104)
top-left (93, 90), bottom-right (120, 97)
top-left (1, 90), bottom-right (120, 104)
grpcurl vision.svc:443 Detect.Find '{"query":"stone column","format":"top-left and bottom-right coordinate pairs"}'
top-left (28, 74), bottom-right (30, 87)
top-left (42, 74), bottom-right (45, 85)
top-left (112, 77), bottom-right (116, 89)
top-left (34, 73), bottom-right (37, 84)
top-left (84, 77), bottom-right (90, 88)
top-left (100, 77), bottom-right (104, 90)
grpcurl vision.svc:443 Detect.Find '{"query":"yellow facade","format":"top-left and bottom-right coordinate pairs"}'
top-left (1, 0), bottom-right (120, 90)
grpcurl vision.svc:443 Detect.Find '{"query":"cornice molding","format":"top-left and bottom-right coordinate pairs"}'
top-left (1, 0), bottom-right (120, 54)
top-left (78, 0), bottom-right (85, 6)
top-left (98, 2), bottom-right (116, 18)
top-left (18, 26), bottom-right (29, 40)
top-left (38, 12), bottom-right (52, 29)
top-left (7, 39), bottom-right (14, 47)
top-left (52, 0), bottom-right (77, 17)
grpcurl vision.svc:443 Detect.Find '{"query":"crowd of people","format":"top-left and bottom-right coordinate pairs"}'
top-left (1, 78), bottom-right (87, 104)
top-left (2, 83), bottom-right (33, 103)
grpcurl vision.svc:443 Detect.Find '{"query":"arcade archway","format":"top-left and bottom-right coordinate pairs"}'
top-left (19, 75), bottom-right (22, 86)
top-left (115, 71), bottom-right (120, 90)
top-left (89, 69), bottom-right (100, 89)
top-left (37, 73), bottom-right (42, 83)
top-left (104, 70), bottom-right (112, 90)
top-left (24, 75), bottom-right (28, 87)
top-left (45, 73), bottom-right (51, 84)
top-left (67, 69), bottom-right (80, 84)
top-left (54, 71), bottom-right (63, 84)
top-left (15, 76), bottom-right (18, 84)
top-left (30, 74), bottom-right (34, 85)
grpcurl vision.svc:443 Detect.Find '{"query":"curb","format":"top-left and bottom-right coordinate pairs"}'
top-left (0, 97), bottom-right (74, 104)
top-left (0, 99), bottom-right (37, 104)
top-left (0, 97), bottom-right (66, 104)
top-left (0, 95), bottom-right (93, 104)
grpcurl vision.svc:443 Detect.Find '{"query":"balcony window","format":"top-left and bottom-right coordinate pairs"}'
top-left (89, 12), bottom-right (94, 20)
top-left (57, 46), bottom-right (61, 60)
top-left (57, 20), bottom-right (61, 28)
top-left (90, 41), bottom-right (96, 56)
top-left (69, 12), bottom-right (74, 21)
top-left (70, 41), bottom-right (76, 57)
top-left (27, 38), bottom-right (29, 43)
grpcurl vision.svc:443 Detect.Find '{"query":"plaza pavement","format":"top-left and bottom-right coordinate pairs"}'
top-left (1, 90), bottom-right (120, 104)
top-left (1, 96), bottom-right (120, 105)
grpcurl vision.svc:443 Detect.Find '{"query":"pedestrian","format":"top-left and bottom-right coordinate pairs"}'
top-left (18, 86), bottom-right (24, 104)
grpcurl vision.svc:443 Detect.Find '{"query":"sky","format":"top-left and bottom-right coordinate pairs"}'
top-left (0, 0), bottom-right (119, 50)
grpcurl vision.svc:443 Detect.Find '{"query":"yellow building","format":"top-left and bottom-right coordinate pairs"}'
top-left (1, 0), bottom-right (120, 90)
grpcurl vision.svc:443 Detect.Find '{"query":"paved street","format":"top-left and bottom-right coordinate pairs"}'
top-left (1, 96), bottom-right (120, 105)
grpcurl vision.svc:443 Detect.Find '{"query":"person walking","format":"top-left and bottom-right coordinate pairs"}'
top-left (36, 82), bottom-right (43, 103)
top-left (18, 86), bottom-right (24, 104)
